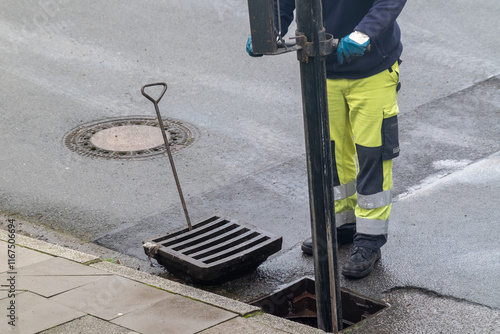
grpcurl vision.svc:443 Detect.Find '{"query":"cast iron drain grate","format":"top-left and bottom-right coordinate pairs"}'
top-left (143, 216), bottom-right (283, 284)
top-left (63, 116), bottom-right (198, 160)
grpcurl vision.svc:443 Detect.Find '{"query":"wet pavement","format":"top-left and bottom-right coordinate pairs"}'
top-left (2, 219), bottom-right (500, 333)
top-left (1, 0), bottom-right (500, 332)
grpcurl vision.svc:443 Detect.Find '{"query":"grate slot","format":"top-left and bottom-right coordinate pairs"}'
top-left (191, 231), bottom-right (260, 259)
top-left (180, 226), bottom-right (251, 255)
top-left (200, 235), bottom-right (270, 264)
top-left (152, 216), bottom-right (223, 243)
top-left (171, 223), bottom-right (241, 251)
top-left (202, 238), bottom-right (277, 267)
top-left (160, 218), bottom-right (232, 247)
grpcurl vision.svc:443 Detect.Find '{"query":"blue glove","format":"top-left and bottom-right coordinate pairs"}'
top-left (337, 31), bottom-right (370, 64)
top-left (246, 36), bottom-right (263, 57)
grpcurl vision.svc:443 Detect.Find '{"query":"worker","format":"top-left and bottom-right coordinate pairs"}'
top-left (247, 0), bottom-right (407, 278)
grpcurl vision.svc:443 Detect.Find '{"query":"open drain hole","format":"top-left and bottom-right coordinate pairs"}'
top-left (249, 277), bottom-right (388, 330)
top-left (63, 116), bottom-right (198, 160)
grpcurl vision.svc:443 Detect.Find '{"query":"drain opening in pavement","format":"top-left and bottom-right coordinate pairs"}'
top-left (63, 116), bottom-right (198, 159)
top-left (249, 277), bottom-right (388, 330)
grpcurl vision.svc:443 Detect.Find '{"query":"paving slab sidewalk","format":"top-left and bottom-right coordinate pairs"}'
top-left (0, 230), bottom-right (323, 334)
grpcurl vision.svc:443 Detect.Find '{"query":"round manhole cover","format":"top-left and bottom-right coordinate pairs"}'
top-left (63, 117), bottom-right (198, 159)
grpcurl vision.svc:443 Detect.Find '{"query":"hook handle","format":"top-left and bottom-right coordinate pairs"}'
top-left (140, 82), bottom-right (193, 231)
top-left (141, 82), bottom-right (167, 105)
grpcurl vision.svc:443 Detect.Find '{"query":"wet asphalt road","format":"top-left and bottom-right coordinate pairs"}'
top-left (1, 0), bottom-right (500, 327)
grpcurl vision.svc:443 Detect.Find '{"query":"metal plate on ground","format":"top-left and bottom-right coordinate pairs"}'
top-left (143, 216), bottom-right (283, 284)
top-left (63, 116), bottom-right (198, 160)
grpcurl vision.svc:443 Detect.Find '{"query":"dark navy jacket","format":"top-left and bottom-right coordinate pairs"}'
top-left (276, 0), bottom-right (407, 79)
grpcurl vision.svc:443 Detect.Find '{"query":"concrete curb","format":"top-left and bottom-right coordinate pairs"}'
top-left (0, 229), bottom-right (98, 264)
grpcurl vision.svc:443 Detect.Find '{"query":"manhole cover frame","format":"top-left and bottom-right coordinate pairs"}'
top-left (63, 116), bottom-right (199, 160)
top-left (249, 277), bottom-right (389, 330)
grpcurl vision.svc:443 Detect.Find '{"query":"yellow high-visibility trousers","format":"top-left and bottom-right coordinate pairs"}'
top-left (327, 61), bottom-right (400, 237)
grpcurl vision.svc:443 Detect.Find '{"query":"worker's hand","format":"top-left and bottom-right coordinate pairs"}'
top-left (246, 36), bottom-right (263, 57)
top-left (337, 31), bottom-right (370, 64)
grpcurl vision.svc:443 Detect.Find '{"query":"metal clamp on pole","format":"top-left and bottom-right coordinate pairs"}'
top-left (294, 29), bottom-right (338, 63)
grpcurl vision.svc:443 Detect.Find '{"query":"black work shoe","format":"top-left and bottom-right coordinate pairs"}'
top-left (301, 238), bottom-right (314, 255)
top-left (341, 246), bottom-right (381, 279)
top-left (301, 227), bottom-right (355, 255)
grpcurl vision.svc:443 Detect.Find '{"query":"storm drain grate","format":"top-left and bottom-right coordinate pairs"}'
top-left (63, 116), bottom-right (198, 160)
top-left (143, 216), bottom-right (283, 284)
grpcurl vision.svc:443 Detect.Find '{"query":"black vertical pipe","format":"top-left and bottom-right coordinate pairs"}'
top-left (294, 0), bottom-right (342, 332)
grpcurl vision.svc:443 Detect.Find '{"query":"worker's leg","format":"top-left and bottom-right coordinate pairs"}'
top-left (342, 61), bottom-right (401, 277)
top-left (326, 77), bottom-right (357, 235)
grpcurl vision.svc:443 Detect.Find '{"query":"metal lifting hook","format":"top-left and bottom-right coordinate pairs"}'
top-left (141, 83), bottom-right (192, 230)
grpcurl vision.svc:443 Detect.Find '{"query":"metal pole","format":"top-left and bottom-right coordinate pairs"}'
top-left (294, 0), bottom-right (343, 332)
